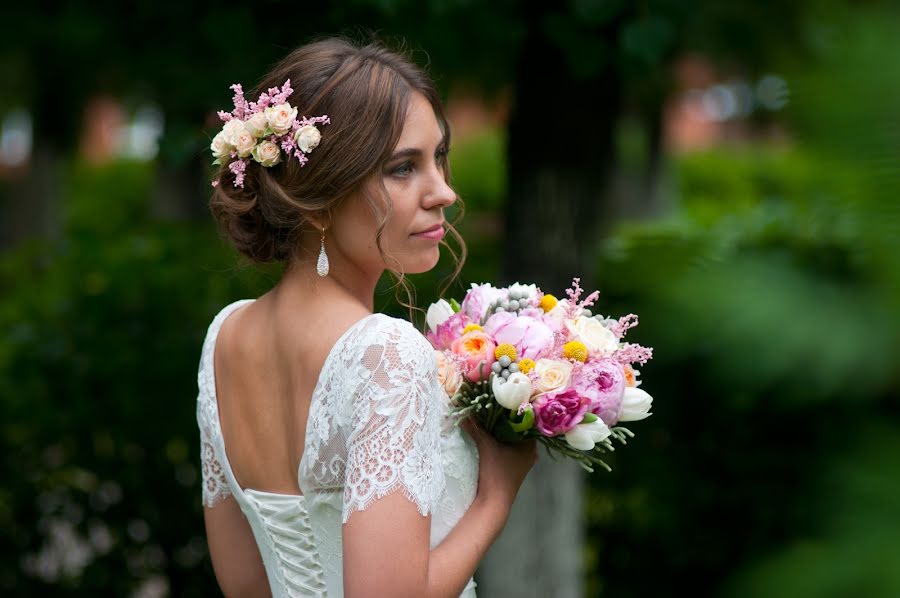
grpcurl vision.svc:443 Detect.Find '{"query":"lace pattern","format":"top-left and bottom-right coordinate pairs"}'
top-left (197, 299), bottom-right (254, 507)
top-left (295, 315), bottom-right (446, 524)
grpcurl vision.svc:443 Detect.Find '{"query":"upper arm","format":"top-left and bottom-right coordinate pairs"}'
top-left (340, 319), bottom-right (447, 597)
top-left (204, 498), bottom-right (271, 598)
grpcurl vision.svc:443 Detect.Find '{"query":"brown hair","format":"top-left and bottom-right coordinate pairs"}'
top-left (209, 35), bottom-right (467, 317)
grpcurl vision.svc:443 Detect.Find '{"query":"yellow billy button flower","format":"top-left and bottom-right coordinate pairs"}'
top-left (540, 294), bottom-right (558, 312)
top-left (462, 323), bottom-right (483, 335)
top-left (517, 358), bottom-right (536, 374)
top-left (494, 343), bottom-right (518, 361)
top-left (563, 340), bottom-right (588, 362)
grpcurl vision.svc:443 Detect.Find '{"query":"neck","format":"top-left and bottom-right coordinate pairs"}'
top-left (274, 253), bottom-right (382, 314)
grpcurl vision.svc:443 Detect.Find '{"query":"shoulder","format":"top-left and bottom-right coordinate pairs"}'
top-left (352, 314), bottom-right (436, 373)
top-left (197, 299), bottom-right (255, 394)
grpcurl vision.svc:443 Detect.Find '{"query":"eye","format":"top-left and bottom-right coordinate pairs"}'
top-left (391, 161), bottom-right (414, 178)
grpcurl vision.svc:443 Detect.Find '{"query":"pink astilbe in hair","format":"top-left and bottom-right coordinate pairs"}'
top-left (228, 158), bottom-right (248, 189)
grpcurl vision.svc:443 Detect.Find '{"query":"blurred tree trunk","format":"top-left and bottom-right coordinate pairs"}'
top-left (0, 147), bottom-right (62, 250)
top-left (477, 17), bottom-right (622, 598)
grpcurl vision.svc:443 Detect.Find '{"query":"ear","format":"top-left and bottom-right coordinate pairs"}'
top-left (306, 214), bottom-right (329, 233)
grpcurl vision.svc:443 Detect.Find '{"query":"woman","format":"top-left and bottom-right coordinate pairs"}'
top-left (196, 36), bottom-right (537, 597)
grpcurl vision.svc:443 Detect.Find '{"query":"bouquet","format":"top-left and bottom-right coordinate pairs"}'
top-left (425, 278), bottom-right (654, 472)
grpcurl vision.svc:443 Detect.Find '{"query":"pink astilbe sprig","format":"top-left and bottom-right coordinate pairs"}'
top-left (216, 83), bottom-right (251, 121)
top-left (563, 277), bottom-right (601, 320)
top-left (614, 342), bottom-right (654, 366)
top-left (228, 158), bottom-right (248, 188)
top-left (249, 80), bottom-right (295, 113)
top-left (610, 314), bottom-right (639, 340)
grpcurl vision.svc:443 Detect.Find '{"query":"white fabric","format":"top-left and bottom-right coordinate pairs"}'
top-left (197, 299), bottom-right (479, 597)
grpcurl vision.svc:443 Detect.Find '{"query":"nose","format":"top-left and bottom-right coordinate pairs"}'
top-left (424, 168), bottom-right (457, 210)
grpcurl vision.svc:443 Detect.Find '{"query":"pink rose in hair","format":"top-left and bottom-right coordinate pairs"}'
top-left (572, 358), bottom-right (626, 426)
top-left (532, 387), bottom-right (591, 436)
top-left (483, 312), bottom-right (555, 361)
top-left (426, 311), bottom-right (471, 351)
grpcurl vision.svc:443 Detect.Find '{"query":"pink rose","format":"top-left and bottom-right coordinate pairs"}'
top-left (483, 312), bottom-right (555, 361)
top-left (461, 283), bottom-right (507, 324)
top-left (572, 358), bottom-right (626, 426)
top-left (426, 311), bottom-right (471, 351)
top-left (450, 330), bottom-right (497, 382)
top-left (532, 387), bottom-right (591, 436)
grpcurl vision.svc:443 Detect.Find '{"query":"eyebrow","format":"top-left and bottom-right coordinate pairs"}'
top-left (388, 135), bottom-right (449, 161)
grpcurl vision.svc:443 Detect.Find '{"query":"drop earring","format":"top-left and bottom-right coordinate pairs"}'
top-left (316, 226), bottom-right (329, 277)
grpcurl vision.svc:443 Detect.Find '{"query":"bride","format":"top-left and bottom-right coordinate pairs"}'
top-left (196, 37), bottom-right (537, 597)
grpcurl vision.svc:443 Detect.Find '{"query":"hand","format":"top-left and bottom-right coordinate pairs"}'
top-left (460, 416), bottom-right (538, 518)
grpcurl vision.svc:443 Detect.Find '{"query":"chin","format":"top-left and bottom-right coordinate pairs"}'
top-left (402, 248), bottom-right (441, 274)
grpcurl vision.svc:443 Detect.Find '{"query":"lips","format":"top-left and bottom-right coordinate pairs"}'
top-left (412, 224), bottom-right (444, 241)
top-left (414, 223), bottom-right (444, 235)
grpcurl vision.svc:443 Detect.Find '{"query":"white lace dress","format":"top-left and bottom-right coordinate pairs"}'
top-left (197, 300), bottom-right (479, 597)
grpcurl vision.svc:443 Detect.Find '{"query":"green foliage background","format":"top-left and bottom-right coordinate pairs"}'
top-left (1, 2), bottom-right (898, 596)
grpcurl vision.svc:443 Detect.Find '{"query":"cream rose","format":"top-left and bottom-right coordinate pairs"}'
top-left (565, 316), bottom-right (619, 357)
top-left (243, 112), bottom-right (269, 138)
top-left (294, 124), bottom-right (322, 153)
top-left (532, 358), bottom-right (573, 396)
top-left (265, 103), bottom-right (297, 135)
top-left (251, 141), bottom-right (281, 167)
top-left (210, 131), bottom-right (231, 162)
top-left (434, 350), bottom-right (463, 397)
top-left (220, 119), bottom-right (246, 147)
top-left (233, 130), bottom-right (257, 158)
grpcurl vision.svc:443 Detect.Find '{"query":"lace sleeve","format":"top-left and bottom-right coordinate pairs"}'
top-left (341, 318), bottom-right (446, 524)
top-left (196, 303), bottom-right (249, 508)
top-left (198, 399), bottom-right (231, 508)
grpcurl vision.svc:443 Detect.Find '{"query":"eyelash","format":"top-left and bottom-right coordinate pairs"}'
top-left (392, 147), bottom-right (450, 178)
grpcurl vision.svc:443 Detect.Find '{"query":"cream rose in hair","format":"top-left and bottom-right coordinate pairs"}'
top-left (294, 124), bottom-right (322, 153)
top-left (221, 119), bottom-right (247, 148)
top-left (243, 112), bottom-right (269, 138)
top-left (532, 358), bottom-right (573, 396)
top-left (233, 130), bottom-right (257, 158)
top-left (265, 103), bottom-right (298, 135)
top-left (210, 131), bottom-right (232, 163)
top-left (251, 141), bottom-right (282, 167)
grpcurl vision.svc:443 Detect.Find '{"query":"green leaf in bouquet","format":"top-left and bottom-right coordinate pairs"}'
top-left (509, 407), bottom-right (535, 432)
top-left (449, 297), bottom-right (461, 312)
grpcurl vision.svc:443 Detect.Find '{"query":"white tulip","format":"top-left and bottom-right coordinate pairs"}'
top-left (426, 299), bottom-right (455, 333)
top-left (492, 373), bottom-right (533, 410)
top-left (618, 386), bottom-right (653, 422)
top-left (564, 419), bottom-right (612, 451)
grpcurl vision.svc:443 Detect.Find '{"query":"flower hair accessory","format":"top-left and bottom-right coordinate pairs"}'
top-left (210, 79), bottom-right (330, 188)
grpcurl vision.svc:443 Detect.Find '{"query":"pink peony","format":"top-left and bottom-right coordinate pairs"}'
top-left (450, 330), bottom-right (497, 382)
top-left (460, 283), bottom-right (507, 324)
top-left (572, 358), bottom-right (626, 426)
top-left (426, 311), bottom-right (471, 351)
top-left (483, 312), bottom-right (556, 361)
top-left (532, 387), bottom-right (591, 436)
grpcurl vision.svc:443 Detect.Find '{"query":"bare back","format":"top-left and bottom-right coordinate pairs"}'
top-left (213, 294), bottom-right (372, 496)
